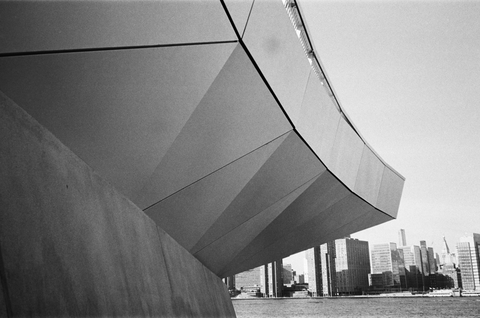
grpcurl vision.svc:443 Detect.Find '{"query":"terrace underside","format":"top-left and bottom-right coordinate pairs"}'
top-left (0, 1), bottom-right (404, 317)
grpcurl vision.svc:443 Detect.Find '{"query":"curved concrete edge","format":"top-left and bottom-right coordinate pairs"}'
top-left (0, 92), bottom-right (235, 317)
top-left (238, 0), bottom-right (405, 218)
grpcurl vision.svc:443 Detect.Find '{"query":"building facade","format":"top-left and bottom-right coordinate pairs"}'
top-left (235, 266), bottom-right (263, 294)
top-left (370, 243), bottom-right (405, 288)
top-left (456, 233), bottom-right (480, 290)
top-left (267, 260), bottom-right (284, 297)
top-left (283, 264), bottom-right (295, 285)
top-left (334, 238), bottom-right (371, 295)
top-left (436, 236), bottom-right (461, 289)
top-left (305, 246), bottom-right (322, 296)
top-left (235, 260), bottom-right (285, 297)
top-left (428, 247), bottom-right (437, 274)
top-left (321, 241), bottom-right (337, 296)
top-left (318, 238), bottom-right (370, 295)
top-left (398, 245), bottom-right (423, 291)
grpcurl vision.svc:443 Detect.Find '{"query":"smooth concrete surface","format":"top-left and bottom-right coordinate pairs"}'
top-left (191, 131), bottom-right (325, 254)
top-left (252, 171), bottom-right (351, 246)
top-left (136, 44), bottom-right (292, 208)
top-left (355, 146), bottom-right (386, 207)
top-left (0, 0), bottom-right (235, 54)
top-left (329, 118), bottom-right (366, 190)
top-left (219, 171), bottom-right (352, 276)
top-left (194, 175), bottom-right (321, 274)
top-left (243, 0), bottom-right (312, 124)
top-left (296, 69), bottom-right (342, 167)
top-left (0, 0), bottom-right (404, 290)
top-left (158, 227), bottom-right (234, 317)
top-left (144, 132), bottom-right (290, 251)
top-left (0, 43), bottom-right (237, 201)
top-left (0, 93), bottom-right (235, 317)
top-left (377, 167), bottom-right (405, 218)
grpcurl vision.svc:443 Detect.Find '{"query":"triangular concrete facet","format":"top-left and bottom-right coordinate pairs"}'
top-left (191, 132), bottom-right (325, 254)
top-left (137, 44), bottom-right (292, 209)
top-left (144, 132), bottom-right (290, 251)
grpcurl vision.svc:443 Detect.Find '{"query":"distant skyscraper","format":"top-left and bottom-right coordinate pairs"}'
top-left (398, 229), bottom-right (407, 247)
top-left (428, 247), bottom-right (436, 273)
top-left (260, 265), bottom-right (268, 295)
top-left (320, 237), bottom-right (370, 295)
top-left (398, 241), bottom-right (439, 290)
top-left (237, 261), bottom-right (285, 297)
top-left (456, 233), bottom-right (480, 291)
top-left (305, 246), bottom-right (321, 296)
top-left (225, 276), bottom-right (235, 290)
top-left (419, 240), bottom-right (438, 289)
top-left (320, 241), bottom-right (336, 296)
top-left (441, 236), bottom-right (451, 267)
top-left (298, 274), bottom-right (305, 284)
top-left (419, 241), bottom-right (431, 276)
top-left (283, 264), bottom-right (294, 285)
top-left (440, 236), bottom-right (457, 269)
top-left (370, 243), bottom-right (405, 288)
top-left (398, 245), bottom-right (422, 269)
top-left (235, 266), bottom-right (262, 293)
top-left (335, 238), bottom-right (370, 295)
top-left (438, 236), bottom-right (461, 289)
top-left (398, 245), bottom-right (423, 290)
top-left (263, 260), bottom-right (283, 297)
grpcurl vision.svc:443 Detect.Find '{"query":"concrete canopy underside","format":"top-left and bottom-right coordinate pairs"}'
top-left (0, 0), bottom-right (404, 279)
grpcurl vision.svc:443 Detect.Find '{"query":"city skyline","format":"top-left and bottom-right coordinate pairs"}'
top-left (234, 232), bottom-right (470, 296)
top-left (286, 228), bottom-right (475, 276)
top-left (283, 0), bottom-right (480, 273)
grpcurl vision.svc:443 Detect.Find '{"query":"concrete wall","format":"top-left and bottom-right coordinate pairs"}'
top-left (0, 92), bottom-right (235, 317)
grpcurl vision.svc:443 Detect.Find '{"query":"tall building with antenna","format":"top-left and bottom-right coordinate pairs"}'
top-left (438, 236), bottom-right (461, 289)
top-left (441, 236), bottom-right (456, 267)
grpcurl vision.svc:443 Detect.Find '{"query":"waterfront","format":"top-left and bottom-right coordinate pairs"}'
top-left (233, 297), bottom-right (480, 318)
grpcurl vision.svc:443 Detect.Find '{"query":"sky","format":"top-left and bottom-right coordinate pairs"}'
top-left (285, 0), bottom-right (480, 274)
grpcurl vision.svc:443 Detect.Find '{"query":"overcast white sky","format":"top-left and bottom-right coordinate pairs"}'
top-left (285, 0), bottom-right (480, 274)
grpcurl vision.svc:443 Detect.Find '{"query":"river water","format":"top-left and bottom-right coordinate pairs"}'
top-left (232, 297), bottom-right (480, 317)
